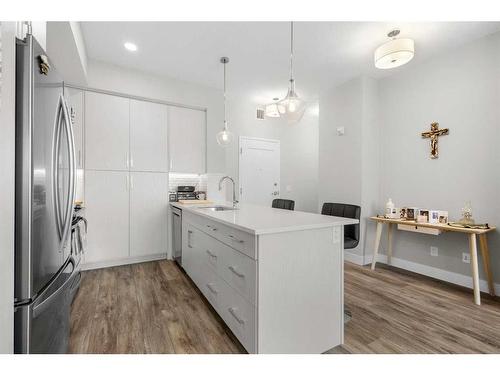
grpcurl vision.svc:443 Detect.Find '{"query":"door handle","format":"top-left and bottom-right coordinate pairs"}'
top-left (228, 307), bottom-right (245, 325)
top-left (187, 230), bottom-right (193, 248)
top-left (206, 283), bottom-right (218, 295)
top-left (228, 265), bottom-right (245, 278)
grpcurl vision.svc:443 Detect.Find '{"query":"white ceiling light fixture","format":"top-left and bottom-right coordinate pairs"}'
top-left (124, 42), bottom-right (138, 52)
top-left (278, 21), bottom-right (307, 123)
top-left (216, 57), bottom-right (234, 147)
top-left (264, 98), bottom-right (283, 118)
top-left (374, 29), bottom-right (414, 69)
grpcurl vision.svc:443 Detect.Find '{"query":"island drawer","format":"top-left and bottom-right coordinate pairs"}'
top-left (184, 212), bottom-right (256, 259)
top-left (192, 223), bottom-right (256, 305)
top-left (219, 275), bottom-right (256, 353)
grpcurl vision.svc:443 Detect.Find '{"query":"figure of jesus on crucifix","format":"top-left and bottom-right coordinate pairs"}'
top-left (421, 122), bottom-right (449, 159)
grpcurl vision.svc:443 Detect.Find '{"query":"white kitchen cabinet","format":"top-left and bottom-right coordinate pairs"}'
top-left (85, 92), bottom-right (130, 171)
top-left (168, 106), bottom-right (206, 173)
top-left (84, 170), bottom-right (130, 265)
top-left (130, 100), bottom-right (168, 172)
top-left (129, 172), bottom-right (168, 258)
top-left (65, 87), bottom-right (84, 169)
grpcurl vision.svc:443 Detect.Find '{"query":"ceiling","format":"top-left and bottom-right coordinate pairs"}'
top-left (81, 22), bottom-right (500, 103)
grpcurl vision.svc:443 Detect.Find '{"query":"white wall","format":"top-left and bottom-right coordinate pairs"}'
top-left (318, 76), bottom-right (380, 261)
top-left (0, 21), bottom-right (16, 354)
top-left (376, 32), bottom-right (500, 281)
top-left (85, 60), bottom-right (226, 173)
top-left (225, 94), bottom-right (319, 213)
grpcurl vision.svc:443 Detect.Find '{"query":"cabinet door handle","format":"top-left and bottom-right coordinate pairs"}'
top-left (207, 224), bottom-right (218, 232)
top-left (170, 159), bottom-right (173, 171)
top-left (206, 249), bottom-right (217, 258)
top-left (228, 234), bottom-right (244, 243)
top-left (130, 175), bottom-right (134, 190)
top-left (126, 175), bottom-right (129, 191)
top-left (187, 230), bottom-right (193, 248)
top-left (126, 153), bottom-right (129, 169)
top-left (228, 265), bottom-right (245, 278)
top-left (78, 150), bottom-right (81, 168)
top-left (206, 283), bottom-right (218, 295)
top-left (228, 307), bottom-right (245, 325)
top-left (130, 156), bottom-right (134, 168)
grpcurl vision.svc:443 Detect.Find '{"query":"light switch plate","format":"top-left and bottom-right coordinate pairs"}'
top-left (336, 126), bottom-right (345, 136)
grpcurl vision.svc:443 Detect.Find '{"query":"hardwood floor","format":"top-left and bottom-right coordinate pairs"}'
top-left (69, 260), bottom-right (500, 354)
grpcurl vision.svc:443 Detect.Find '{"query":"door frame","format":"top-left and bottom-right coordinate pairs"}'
top-left (238, 136), bottom-right (280, 203)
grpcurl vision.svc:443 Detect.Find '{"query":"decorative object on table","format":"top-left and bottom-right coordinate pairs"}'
top-left (399, 207), bottom-right (407, 219)
top-left (428, 210), bottom-right (440, 224)
top-left (385, 198), bottom-right (395, 217)
top-left (417, 209), bottom-right (429, 223)
top-left (458, 200), bottom-right (475, 225)
top-left (406, 207), bottom-right (418, 221)
top-left (421, 122), bottom-right (449, 159)
top-left (438, 211), bottom-right (449, 224)
top-left (387, 207), bottom-right (400, 219)
top-left (216, 57), bottom-right (234, 147)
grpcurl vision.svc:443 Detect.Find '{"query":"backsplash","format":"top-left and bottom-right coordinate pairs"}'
top-left (169, 173), bottom-right (207, 192)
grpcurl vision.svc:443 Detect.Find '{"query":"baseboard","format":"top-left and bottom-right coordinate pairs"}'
top-left (81, 253), bottom-right (168, 271)
top-left (344, 251), bottom-right (366, 265)
top-left (375, 254), bottom-right (500, 294)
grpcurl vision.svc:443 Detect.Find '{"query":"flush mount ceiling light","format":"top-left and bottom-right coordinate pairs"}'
top-left (216, 57), bottom-right (234, 147)
top-left (374, 29), bottom-right (414, 69)
top-left (124, 42), bottom-right (138, 52)
top-left (278, 21), bottom-right (307, 123)
top-left (264, 98), bottom-right (284, 118)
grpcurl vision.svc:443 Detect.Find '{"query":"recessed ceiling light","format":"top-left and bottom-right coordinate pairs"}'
top-left (124, 42), bottom-right (138, 52)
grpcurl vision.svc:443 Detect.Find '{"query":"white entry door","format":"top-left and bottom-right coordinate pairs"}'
top-left (239, 137), bottom-right (280, 206)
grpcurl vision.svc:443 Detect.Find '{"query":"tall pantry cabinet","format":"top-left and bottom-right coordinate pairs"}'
top-left (84, 92), bottom-right (169, 267)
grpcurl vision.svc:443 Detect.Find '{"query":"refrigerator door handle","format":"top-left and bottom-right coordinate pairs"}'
top-left (60, 95), bottom-right (76, 244)
top-left (52, 98), bottom-right (64, 239)
top-left (32, 257), bottom-right (77, 318)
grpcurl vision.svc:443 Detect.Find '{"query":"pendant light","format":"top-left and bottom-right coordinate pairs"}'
top-left (374, 29), bottom-right (414, 69)
top-left (216, 57), bottom-right (234, 147)
top-left (278, 21), bottom-right (307, 123)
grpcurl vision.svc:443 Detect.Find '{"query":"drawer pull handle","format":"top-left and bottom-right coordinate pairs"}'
top-left (228, 265), bottom-right (245, 278)
top-left (207, 225), bottom-right (218, 232)
top-left (206, 249), bottom-right (217, 258)
top-left (206, 283), bottom-right (218, 295)
top-left (228, 307), bottom-right (245, 325)
top-left (188, 230), bottom-right (193, 248)
top-left (228, 235), bottom-right (244, 243)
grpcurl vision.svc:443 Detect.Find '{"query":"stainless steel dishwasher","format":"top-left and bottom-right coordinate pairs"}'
top-left (172, 206), bottom-right (183, 266)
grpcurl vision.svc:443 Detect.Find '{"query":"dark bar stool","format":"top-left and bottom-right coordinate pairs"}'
top-left (321, 203), bottom-right (361, 249)
top-left (272, 199), bottom-right (295, 211)
top-left (321, 202), bottom-right (361, 324)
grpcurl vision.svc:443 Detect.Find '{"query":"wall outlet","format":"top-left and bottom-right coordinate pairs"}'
top-left (462, 252), bottom-right (471, 263)
top-left (430, 246), bottom-right (438, 256)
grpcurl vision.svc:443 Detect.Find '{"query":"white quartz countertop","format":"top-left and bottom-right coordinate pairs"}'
top-left (170, 201), bottom-right (358, 235)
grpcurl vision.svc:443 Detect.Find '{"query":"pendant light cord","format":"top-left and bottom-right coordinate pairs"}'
top-left (223, 59), bottom-right (227, 130)
top-left (289, 21), bottom-right (294, 82)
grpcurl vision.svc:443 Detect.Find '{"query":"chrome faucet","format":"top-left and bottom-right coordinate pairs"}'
top-left (219, 176), bottom-right (238, 208)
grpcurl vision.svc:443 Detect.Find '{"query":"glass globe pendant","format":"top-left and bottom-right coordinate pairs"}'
top-left (278, 21), bottom-right (307, 123)
top-left (216, 57), bottom-right (234, 147)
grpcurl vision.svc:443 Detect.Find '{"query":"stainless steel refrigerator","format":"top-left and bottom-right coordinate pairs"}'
top-left (14, 31), bottom-right (80, 354)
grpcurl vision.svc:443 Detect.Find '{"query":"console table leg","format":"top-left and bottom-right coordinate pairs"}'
top-left (371, 222), bottom-right (383, 270)
top-left (469, 233), bottom-right (481, 305)
top-left (387, 223), bottom-right (393, 265)
top-left (479, 234), bottom-right (495, 296)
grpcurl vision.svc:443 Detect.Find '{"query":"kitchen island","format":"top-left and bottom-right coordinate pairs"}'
top-left (170, 202), bottom-right (358, 353)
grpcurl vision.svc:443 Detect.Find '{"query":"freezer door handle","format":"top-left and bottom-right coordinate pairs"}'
top-left (32, 257), bottom-right (77, 318)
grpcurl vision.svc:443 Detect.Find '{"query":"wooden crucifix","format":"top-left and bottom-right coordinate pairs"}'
top-left (421, 122), bottom-right (449, 159)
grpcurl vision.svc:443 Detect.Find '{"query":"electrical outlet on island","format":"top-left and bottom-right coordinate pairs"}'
top-left (462, 252), bottom-right (471, 263)
top-left (430, 246), bottom-right (438, 256)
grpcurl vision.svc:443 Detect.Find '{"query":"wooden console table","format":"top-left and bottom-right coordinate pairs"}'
top-left (369, 216), bottom-right (496, 305)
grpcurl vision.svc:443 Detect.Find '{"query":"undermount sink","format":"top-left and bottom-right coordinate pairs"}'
top-left (199, 206), bottom-right (238, 212)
